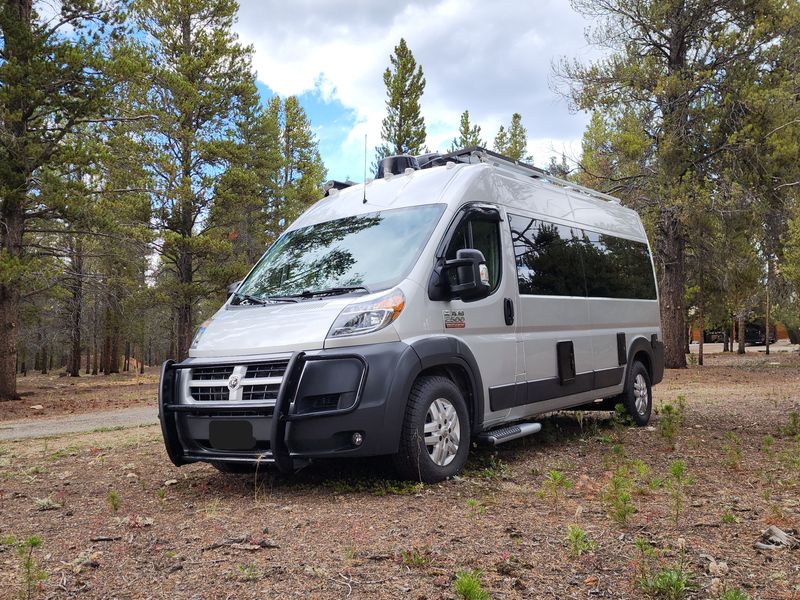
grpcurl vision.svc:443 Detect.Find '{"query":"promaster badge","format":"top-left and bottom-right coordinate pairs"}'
top-left (443, 309), bottom-right (465, 329)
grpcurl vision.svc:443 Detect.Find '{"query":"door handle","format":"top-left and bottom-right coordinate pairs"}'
top-left (503, 297), bottom-right (514, 326)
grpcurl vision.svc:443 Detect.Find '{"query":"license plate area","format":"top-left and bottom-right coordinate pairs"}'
top-left (208, 420), bottom-right (256, 451)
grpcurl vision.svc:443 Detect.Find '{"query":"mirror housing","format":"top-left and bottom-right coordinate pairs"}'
top-left (226, 280), bottom-right (242, 300)
top-left (444, 249), bottom-right (490, 302)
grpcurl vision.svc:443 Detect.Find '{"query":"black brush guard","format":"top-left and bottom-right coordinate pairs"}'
top-left (158, 352), bottom-right (304, 474)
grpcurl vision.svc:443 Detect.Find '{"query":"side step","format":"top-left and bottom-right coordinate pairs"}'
top-left (477, 422), bottom-right (542, 446)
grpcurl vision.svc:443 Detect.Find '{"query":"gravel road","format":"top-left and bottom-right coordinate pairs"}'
top-left (0, 406), bottom-right (158, 441)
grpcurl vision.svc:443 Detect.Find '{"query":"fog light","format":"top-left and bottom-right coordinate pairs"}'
top-left (351, 432), bottom-right (364, 447)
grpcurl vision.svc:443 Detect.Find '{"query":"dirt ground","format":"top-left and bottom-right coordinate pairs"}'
top-left (0, 369), bottom-right (158, 422)
top-left (1, 352), bottom-right (799, 599)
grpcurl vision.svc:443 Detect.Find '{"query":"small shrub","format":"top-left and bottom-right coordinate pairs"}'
top-left (106, 490), bottom-right (120, 512)
top-left (156, 488), bottom-right (166, 502)
top-left (639, 566), bottom-right (693, 599)
top-left (464, 453), bottom-right (509, 480)
top-left (538, 469), bottom-right (573, 509)
top-left (341, 545), bottom-right (357, 561)
top-left (454, 569), bottom-right (489, 600)
top-left (565, 524), bottom-right (597, 557)
top-left (613, 403), bottom-right (634, 427)
top-left (236, 562), bottom-right (262, 581)
top-left (665, 461), bottom-right (694, 525)
top-left (15, 535), bottom-right (47, 600)
top-left (465, 498), bottom-right (486, 516)
top-left (657, 404), bottom-right (680, 449)
top-left (722, 432), bottom-right (742, 470)
top-left (721, 507), bottom-right (739, 524)
top-left (782, 411), bottom-right (800, 437)
top-left (400, 546), bottom-right (431, 568)
top-left (33, 495), bottom-right (61, 511)
top-left (604, 465), bottom-right (636, 525)
top-left (761, 435), bottom-right (775, 456)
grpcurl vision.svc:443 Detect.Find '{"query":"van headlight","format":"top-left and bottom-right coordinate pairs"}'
top-left (327, 289), bottom-right (405, 338)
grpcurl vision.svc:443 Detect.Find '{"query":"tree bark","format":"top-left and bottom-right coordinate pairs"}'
top-left (68, 237), bottom-right (83, 377)
top-left (698, 294), bottom-right (704, 367)
top-left (657, 207), bottom-right (687, 369)
top-left (737, 314), bottom-right (746, 354)
top-left (765, 257), bottom-right (771, 355)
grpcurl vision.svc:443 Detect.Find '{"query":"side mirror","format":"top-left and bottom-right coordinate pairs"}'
top-left (445, 249), bottom-right (491, 301)
top-left (227, 280), bottom-right (242, 299)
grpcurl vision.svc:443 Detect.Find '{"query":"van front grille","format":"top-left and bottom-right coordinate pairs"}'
top-left (186, 358), bottom-right (288, 404)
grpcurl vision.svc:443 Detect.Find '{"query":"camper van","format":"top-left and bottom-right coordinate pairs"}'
top-left (158, 148), bottom-right (664, 483)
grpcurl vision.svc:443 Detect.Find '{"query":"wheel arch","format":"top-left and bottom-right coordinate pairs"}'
top-left (408, 336), bottom-right (485, 435)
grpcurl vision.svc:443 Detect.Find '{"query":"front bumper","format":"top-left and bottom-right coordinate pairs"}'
top-left (158, 342), bottom-right (421, 472)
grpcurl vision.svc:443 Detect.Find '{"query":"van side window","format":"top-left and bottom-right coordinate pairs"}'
top-left (445, 218), bottom-right (502, 291)
top-left (509, 214), bottom-right (585, 296)
top-left (581, 231), bottom-right (657, 299)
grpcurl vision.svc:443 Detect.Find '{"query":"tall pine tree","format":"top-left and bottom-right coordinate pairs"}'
top-left (493, 113), bottom-right (530, 161)
top-left (0, 0), bottom-right (127, 399)
top-left (449, 110), bottom-right (484, 151)
top-left (376, 38), bottom-right (426, 162)
top-left (135, 0), bottom-right (253, 359)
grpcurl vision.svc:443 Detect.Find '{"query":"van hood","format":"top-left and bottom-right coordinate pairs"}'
top-left (189, 297), bottom-right (355, 358)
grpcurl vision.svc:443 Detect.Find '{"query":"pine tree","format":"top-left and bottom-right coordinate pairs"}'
top-left (493, 113), bottom-right (530, 162)
top-left (135, 0), bottom-right (253, 359)
top-left (376, 38), bottom-right (426, 161)
top-left (493, 126), bottom-right (508, 156)
top-left (556, 0), bottom-right (789, 368)
top-left (0, 0), bottom-right (127, 400)
top-left (449, 110), bottom-right (484, 151)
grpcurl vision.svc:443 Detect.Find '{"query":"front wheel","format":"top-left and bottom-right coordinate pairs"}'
top-left (393, 376), bottom-right (470, 483)
top-left (620, 361), bottom-right (652, 426)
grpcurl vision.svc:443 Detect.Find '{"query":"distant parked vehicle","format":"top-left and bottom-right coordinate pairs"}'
top-left (702, 330), bottom-right (725, 343)
top-left (743, 323), bottom-right (777, 346)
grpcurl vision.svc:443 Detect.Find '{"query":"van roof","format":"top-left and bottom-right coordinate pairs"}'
top-left (290, 162), bottom-right (648, 242)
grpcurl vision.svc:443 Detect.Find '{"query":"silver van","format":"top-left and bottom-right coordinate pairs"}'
top-left (158, 147), bottom-right (664, 482)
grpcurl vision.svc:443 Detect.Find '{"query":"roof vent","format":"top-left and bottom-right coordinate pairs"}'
top-left (376, 155), bottom-right (419, 179)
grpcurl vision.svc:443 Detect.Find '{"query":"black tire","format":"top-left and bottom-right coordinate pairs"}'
top-left (620, 361), bottom-right (652, 426)
top-left (393, 375), bottom-right (471, 483)
top-left (211, 461), bottom-right (258, 474)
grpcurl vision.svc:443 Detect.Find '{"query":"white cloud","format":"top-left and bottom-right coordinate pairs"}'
top-left (235, 0), bottom-right (599, 178)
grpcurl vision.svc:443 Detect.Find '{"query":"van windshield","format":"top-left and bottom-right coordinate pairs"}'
top-left (235, 203), bottom-right (446, 301)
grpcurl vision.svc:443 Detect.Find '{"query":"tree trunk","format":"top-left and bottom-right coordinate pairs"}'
top-left (765, 257), bottom-right (771, 355)
top-left (698, 294), bottom-right (704, 367)
top-left (68, 238), bottom-right (83, 377)
top-left (124, 341), bottom-right (130, 372)
top-left (737, 314), bottom-right (746, 355)
top-left (657, 208), bottom-right (687, 369)
top-left (41, 344), bottom-right (48, 375)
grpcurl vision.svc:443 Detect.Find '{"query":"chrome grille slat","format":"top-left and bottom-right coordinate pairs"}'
top-left (186, 359), bottom-right (288, 403)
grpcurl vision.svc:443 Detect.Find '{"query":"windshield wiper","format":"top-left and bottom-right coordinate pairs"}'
top-left (234, 292), bottom-right (301, 305)
top-left (233, 291), bottom-right (268, 305)
top-left (295, 286), bottom-right (370, 298)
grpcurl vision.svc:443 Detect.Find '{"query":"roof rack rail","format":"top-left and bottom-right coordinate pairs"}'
top-left (435, 146), bottom-right (621, 205)
top-left (323, 179), bottom-right (357, 197)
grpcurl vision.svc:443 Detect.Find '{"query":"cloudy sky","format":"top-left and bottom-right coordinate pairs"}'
top-left (233, 0), bottom-right (599, 182)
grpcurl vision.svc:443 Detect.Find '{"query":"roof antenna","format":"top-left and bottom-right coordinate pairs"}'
top-left (363, 133), bottom-right (368, 204)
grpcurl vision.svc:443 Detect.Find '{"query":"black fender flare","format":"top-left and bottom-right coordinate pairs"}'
top-left (408, 336), bottom-right (485, 434)
top-left (626, 336), bottom-right (664, 387)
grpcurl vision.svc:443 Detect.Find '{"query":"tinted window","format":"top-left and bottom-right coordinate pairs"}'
top-left (446, 217), bottom-right (502, 291)
top-left (237, 204), bottom-right (445, 299)
top-left (509, 214), bottom-right (585, 296)
top-left (581, 231), bottom-right (657, 299)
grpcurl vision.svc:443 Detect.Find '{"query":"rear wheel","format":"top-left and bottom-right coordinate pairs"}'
top-left (620, 361), bottom-right (652, 426)
top-left (393, 375), bottom-right (470, 483)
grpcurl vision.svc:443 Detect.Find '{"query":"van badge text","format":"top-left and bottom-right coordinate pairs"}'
top-left (443, 309), bottom-right (465, 329)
